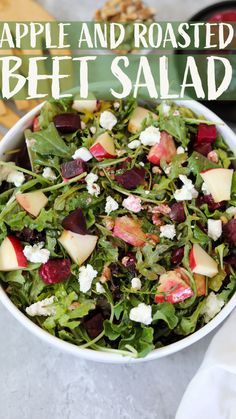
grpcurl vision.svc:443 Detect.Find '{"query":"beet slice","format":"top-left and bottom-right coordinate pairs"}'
top-left (62, 208), bottom-right (88, 235)
top-left (196, 194), bottom-right (226, 212)
top-left (83, 312), bottom-right (104, 339)
top-left (115, 167), bottom-right (146, 190)
top-left (170, 202), bottom-right (186, 223)
top-left (39, 258), bottom-right (71, 284)
top-left (53, 113), bottom-right (81, 133)
top-left (193, 142), bottom-right (212, 157)
top-left (60, 159), bottom-right (87, 179)
top-left (171, 247), bottom-right (184, 265)
top-left (223, 219), bottom-right (236, 246)
top-left (196, 124), bottom-right (217, 144)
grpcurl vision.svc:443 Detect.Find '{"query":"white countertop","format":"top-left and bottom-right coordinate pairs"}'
top-left (0, 1), bottom-right (232, 418)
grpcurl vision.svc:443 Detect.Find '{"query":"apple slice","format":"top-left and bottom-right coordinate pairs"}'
top-left (189, 244), bottom-right (218, 278)
top-left (58, 230), bottom-right (98, 265)
top-left (155, 270), bottom-right (193, 304)
top-left (33, 116), bottom-right (40, 132)
top-left (16, 191), bottom-right (48, 217)
top-left (0, 236), bottom-right (27, 271)
top-left (147, 131), bottom-right (176, 165)
top-left (128, 106), bottom-right (158, 134)
top-left (90, 132), bottom-right (116, 161)
top-left (193, 273), bottom-right (206, 296)
top-left (113, 216), bottom-right (146, 247)
top-left (72, 99), bottom-right (99, 114)
top-left (200, 168), bottom-right (233, 203)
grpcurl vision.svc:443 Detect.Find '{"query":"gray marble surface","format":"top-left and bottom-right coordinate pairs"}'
top-left (0, 1), bottom-right (232, 418)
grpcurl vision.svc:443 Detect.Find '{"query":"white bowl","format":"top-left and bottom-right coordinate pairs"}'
top-left (0, 100), bottom-right (236, 364)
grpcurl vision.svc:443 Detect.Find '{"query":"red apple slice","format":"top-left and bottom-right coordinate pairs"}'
top-left (193, 273), bottom-right (206, 296)
top-left (189, 244), bottom-right (218, 278)
top-left (72, 99), bottom-right (99, 114)
top-left (33, 116), bottom-right (40, 132)
top-left (148, 131), bottom-right (176, 165)
top-left (113, 215), bottom-right (146, 247)
top-left (16, 191), bottom-right (48, 217)
top-left (0, 236), bottom-right (28, 271)
top-left (58, 230), bottom-right (98, 265)
top-left (200, 168), bottom-right (233, 203)
top-left (128, 106), bottom-right (158, 133)
top-left (155, 270), bottom-right (193, 304)
top-left (90, 132), bottom-right (116, 161)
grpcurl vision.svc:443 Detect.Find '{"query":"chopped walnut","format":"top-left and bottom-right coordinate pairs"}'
top-left (69, 302), bottom-right (81, 311)
top-left (152, 166), bottom-right (162, 175)
top-left (152, 213), bottom-right (164, 226)
top-left (103, 216), bottom-right (115, 230)
top-left (146, 233), bottom-right (160, 245)
top-left (94, 0), bottom-right (156, 22)
top-left (152, 204), bottom-right (171, 215)
top-left (207, 150), bottom-right (219, 163)
top-left (100, 265), bottom-right (112, 283)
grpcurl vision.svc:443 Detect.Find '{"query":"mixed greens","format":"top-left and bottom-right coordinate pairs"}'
top-left (0, 97), bottom-right (236, 358)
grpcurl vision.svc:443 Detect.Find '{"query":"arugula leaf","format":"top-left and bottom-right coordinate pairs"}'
top-left (152, 303), bottom-right (178, 329)
top-left (188, 151), bottom-right (219, 175)
top-left (159, 115), bottom-right (187, 146)
top-left (30, 123), bottom-right (71, 158)
top-left (219, 274), bottom-right (236, 302)
top-left (0, 270), bottom-right (25, 285)
top-left (209, 269), bottom-right (227, 292)
top-left (175, 301), bottom-right (205, 336)
top-left (39, 99), bottom-right (73, 129)
top-left (192, 225), bottom-right (209, 244)
top-left (118, 326), bottom-right (154, 358)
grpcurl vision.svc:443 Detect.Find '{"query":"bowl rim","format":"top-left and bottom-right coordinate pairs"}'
top-left (0, 99), bottom-right (236, 363)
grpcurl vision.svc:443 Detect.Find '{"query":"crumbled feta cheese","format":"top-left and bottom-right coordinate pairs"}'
top-left (164, 165), bottom-right (171, 175)
top-left (162, 104), bottom-right (171, 116)
top-left (81, 121), bottom-right (86, 129)
top-left (26, 296), bottom-right (56, 317)
top-left (176, 146), bottom-right (185, 154)
top-left (208, 219), bottom-right (222, 241)
top-left (7, 170), bottom-right (25, 187)
top-left (129, 303), bottom-right (152, 325)
top-left (96, 282), bottom-right (105, 293)
top-left (85, 173), bottom-right (100, 197)
top-left (23, 242), bottom-right (50, 264)
top-left (90, 126), bottom-right (96, 135)
top-left (131, 277), bottom-right (142, 290)
top-left (139, 162), bottom-right (145, 167)
top-left (160, 224), bottom-right (176, 240)
top-left (202, 181), bottom-right (210, 195)
top-left (72, 147), bottom-right (93, 162)
top-left (174, 175), bottom-right (198, 201)
top-left (105, 195), bottom-right (119, 214)
top-left (226, 206), bottom-right (236, 217)
top-left (100, 111), bottom-right (117, 130)
top-left (128, 140), bottom-right (141, 149)
top-left (113, 101), bottom-right (120, 110)
top-left (42, 167), bottom-right (57, 181)
top-left (122, 195), bottom-right (142, 213)
top-left (78, 264), bottom-right (98, 293)
top-left (201, 292), bottom-right (224, 323)
top-left (139, 126), bottom-right (161, 146)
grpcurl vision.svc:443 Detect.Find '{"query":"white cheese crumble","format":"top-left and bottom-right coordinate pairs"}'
top-left (90, 126), bottom-right (96, 135)
top-left (164, 165), bottom-right (171, 175)
top-left (23, 243), bottom-right (50, 264)
top-left (202, 181), bottom-right (210, 195)
top-left (42, 167), bottom-right (57, 181)
top-left (26, 296), bottom-right (56, 317)
top-left (81, 121), bottom-right (86, 130)
top-left (162, 104), bottom-right (171, 116)
top-left (176, 146), bottom-right (185, 154)
top-left (78, 264), bottom-right (98, 293)
top-left (129, 303), bottom-right (152, 325)
top-left (131, 277), bottom-right (142, 290)
top-left (208, 219), bottom-right (222, 241)
top-left (113, 101), bottom-right (120, 110)
top-left (96, 282), bottom-right (105, 294)
top-left (85, 173), bottom-right (100, 197)
top-left (226, 206), bottom-right (236, 217)
top-left (122, 195), bottom-right (142, 213)
top-left (139, 126), bottom-right (161, 146)
top-left (174, 175), bottom-right (198, 201)
top-left (100, 111), bottom-right (117, 130)
top-left (160, 224), bottom-right (176, 240)
top-left (72, 147), bottom-right (93, 162)
top-left (128, 139), bottom-right (141, 149)
top-left (201, 292), bottom-right (224, 323)
top-left (6, 169), bottom-right (25, 187)
top-left (139, 162), bottom-right (145, 167)
top-left (105, 195), bottom-right (119, 215)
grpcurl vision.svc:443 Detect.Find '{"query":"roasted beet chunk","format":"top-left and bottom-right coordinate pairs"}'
top-left (62, 208), bottom-right (88, 235)
top-left (61, 159), bottom-right (87, 180)
top-left (197, 124), bottom-right (217, 144)
top-left (83, 312), bottom-right (104, 339)
top-left (196, 194), bottom-right (226, 212)
top-left (122, 252), bottom-right (137, 273)
top-left (14, 227), bottom-right (45, 244)
top-left (223, 219), bottom-right (236, 246)
top-left (171, 247), bottom-right (184, 265)
top-left (193, 142), bottom-right (212, 157)
top-left (170, 202), bottom-right (186, 223)
top-left (53, 113), bottom-right (81, 133)
top-left (115, 167), bottom-right (146, 190)
top-left (39, 259), bottom-right (71, 284)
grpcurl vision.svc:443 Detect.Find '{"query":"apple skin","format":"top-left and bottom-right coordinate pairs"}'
top-left (16, 191), bottom-right (48, 218)
top-left (90, 142), bottom-right (115, 161)
top-left (90, 132), bottom-right (116, 161)
top-left (200, 168), bottom-right (233, 203)
top-left (148, 131), bottom-right (176, 165)
top-left (189, 244), bottom-right (218, 278)
top-left (0, 236), bottom-right (28, 271)
top-left (58, 230), bottom-right (98, 265)
top-left (155, 270), bottom-right (193, 304)
top-left (113, 216), bottom-right (146, 247)
top-left (33, 116), bottom-right (40, 132)
top-left (128, 107), bottom-right (158, 134)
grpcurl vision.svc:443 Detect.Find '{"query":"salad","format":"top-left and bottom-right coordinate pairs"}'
top-left (0, 98), bottom-right (236, 358)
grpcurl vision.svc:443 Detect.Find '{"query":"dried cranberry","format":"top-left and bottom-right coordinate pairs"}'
top-left (197, 124), bottom-right (217, 144)
top-left (223, 219), bottom-right (236, 246)
top-left (62, 208), bottom-right (88, 235)
top-left (14, 227), bottom-right (45, 244)
top-left (170, 202), bottom-right (186, 223)
top-left (124, 252), bottom-right (137, 273)
top-left (193, 142), bottom-right (212, 157)
top-left (171, 247), bottom-right (184, 265)
top-left (115, 167), bottom-right (146, 190)
top-left (39, 259), bottom-right (71, 284)
top-left (196, 194), bottom-right (226, 212)
top-left (60, 159), bottom-right (87, 180)
top-left (53, 113), bottom-right (81, 133)
top-left (83, 312), bottom-right (104, 339)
